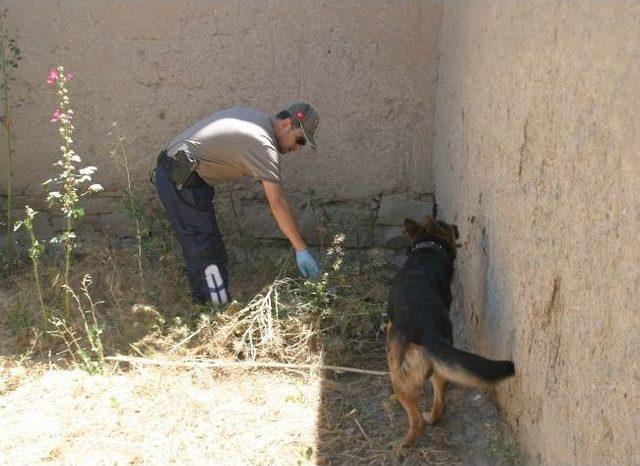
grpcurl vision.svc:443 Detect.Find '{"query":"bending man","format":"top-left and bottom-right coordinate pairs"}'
top-left (155, 103), bottom-right (320, 305)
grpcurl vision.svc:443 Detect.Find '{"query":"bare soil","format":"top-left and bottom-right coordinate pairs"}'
top-left (0, 343), bottom-right (518, 465)
top-left (0, 255), bottom-right (519, 465)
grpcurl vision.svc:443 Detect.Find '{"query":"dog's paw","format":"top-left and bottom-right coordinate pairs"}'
top-left (422, 411), bottom-right (439, 425)
top-left (394, 432), bottom-right (420, 460)
top-left (393, 441), bottom-right (410, 461)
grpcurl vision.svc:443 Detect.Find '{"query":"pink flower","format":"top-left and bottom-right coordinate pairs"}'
top-left (66, 72), bottom-right (73, 81)
top-left (50, 109), bottom-right (62, 123)
top-left (47, 68), bottom-right (58, 85)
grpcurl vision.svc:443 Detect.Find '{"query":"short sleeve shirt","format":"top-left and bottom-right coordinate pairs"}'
top-left (166, 107), bottom-right (281, 185)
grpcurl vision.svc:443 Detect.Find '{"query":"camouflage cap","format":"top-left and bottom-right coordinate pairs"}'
top-left (287, 102), bottom-right (319, 149)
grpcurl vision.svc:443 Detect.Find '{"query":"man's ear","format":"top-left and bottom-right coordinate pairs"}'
top-left (403, 218), bottom-right (423, 242)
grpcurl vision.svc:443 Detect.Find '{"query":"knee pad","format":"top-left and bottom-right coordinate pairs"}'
top-left (204, 263), bottom-right (229, 305)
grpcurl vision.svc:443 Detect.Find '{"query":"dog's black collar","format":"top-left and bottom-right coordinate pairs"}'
top-left (410, 240), bottom-right (447, 254)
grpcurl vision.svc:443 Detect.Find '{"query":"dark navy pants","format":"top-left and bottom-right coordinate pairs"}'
top-left (155, 156), bottom-right (229, 305)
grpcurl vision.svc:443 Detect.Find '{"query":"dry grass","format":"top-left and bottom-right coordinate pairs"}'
top-left (1, 234), bottom-right (518, 465)
top-left (0, 365), bottom-right (321, 465)
top-left (0, 351), bottom-right (515, 466)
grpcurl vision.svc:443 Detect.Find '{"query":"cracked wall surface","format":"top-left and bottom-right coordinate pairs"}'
top-left (433, 2), bottom-right (639, 464)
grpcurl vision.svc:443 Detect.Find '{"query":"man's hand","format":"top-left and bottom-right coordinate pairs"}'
top-left (262, 181), bottom-right (322, 280)
top-left (296, 249), bottom-right (320, 280)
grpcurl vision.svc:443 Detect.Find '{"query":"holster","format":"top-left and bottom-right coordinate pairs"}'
top-left (156, 150), bottom-right (205, 189)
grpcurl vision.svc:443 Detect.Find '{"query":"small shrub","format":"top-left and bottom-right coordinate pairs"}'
top-left (50, 275), bottom-right (105, 374)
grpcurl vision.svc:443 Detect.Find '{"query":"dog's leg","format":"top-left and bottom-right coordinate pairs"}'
top-left (394, 375), bottom-right (425, 447)
top-left (424, 371), bottom-right (446, 425)
top-left (391, 345), bottom-right (429, 448)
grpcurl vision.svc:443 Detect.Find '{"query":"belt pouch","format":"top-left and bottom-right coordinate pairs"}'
top-left (169, 150), bottom-right (199, 189)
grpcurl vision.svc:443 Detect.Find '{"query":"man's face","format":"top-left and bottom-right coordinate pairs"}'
top-left (276, 120), bottom-right (306, 154)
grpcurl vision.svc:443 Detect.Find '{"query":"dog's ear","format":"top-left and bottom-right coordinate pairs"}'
top-left (403, 218), bottom-right (423, 242)
top-left (424, 215), bottom-right (438, 234)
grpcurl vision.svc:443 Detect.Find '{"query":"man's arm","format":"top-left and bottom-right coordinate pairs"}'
top-left (262, 180), bottom-right (306, 251)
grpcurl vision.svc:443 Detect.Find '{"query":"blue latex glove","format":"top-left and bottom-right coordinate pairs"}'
top-left (296, 249), bottom-right (320, 280)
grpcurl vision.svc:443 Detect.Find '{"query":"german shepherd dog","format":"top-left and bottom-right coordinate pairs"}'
top-left (386, 216), bottom-right (515, 450)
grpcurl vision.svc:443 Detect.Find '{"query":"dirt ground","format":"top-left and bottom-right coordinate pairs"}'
top-left (0, 343), bottom-right (518, 465)
top-left (0, 251), bottom-right (520, 465)
top-left (317, 344), bottom-right (519, 465)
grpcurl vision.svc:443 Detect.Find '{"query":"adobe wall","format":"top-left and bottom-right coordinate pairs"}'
top-left (0, 0), bottom-right (442, 247)
top-left (433, 2), bottom-right (639, 464)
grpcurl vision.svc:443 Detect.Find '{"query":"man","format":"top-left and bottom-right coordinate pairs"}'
top-left (155, 103), bottom-right (320, 305)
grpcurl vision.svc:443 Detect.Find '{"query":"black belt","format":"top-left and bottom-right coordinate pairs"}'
top-left (156, 150), bottom-right (206, 189)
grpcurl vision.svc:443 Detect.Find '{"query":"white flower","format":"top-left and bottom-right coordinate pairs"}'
top-left (87, 184), bottom-right (103, 193)
top-left (70, 154), bottom-right (81, 162)
top-left (79, 166), bottom-right (97, 175)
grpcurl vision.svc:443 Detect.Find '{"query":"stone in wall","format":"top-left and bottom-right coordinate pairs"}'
top-left (83, 195), bottom-right (124, 215)
top-left (238, 201), bottom-right (282, 240)
top-left (92, 211), bottom-right (134, 238)
top-left (5, 190), bottom-right (434, 254)
top-left (49, 214), bottom-right (68, 234)
top-left (380, 225), bottom-right (407, 250)
top-left (318, 203), bottom-right (373, 249)
top-left (237, 199), bottom-right (374, 249)
top-left (378, 193), bottom-right (434, 226)
top-left (3, 195), bottom-right (49, 223)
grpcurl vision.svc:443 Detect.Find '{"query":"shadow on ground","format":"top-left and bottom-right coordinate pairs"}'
top-left (315, 339), bottom-right (518, 466)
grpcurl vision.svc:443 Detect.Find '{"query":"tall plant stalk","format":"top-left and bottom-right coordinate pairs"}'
top-left (0, 9), bottom-right (21, 262)
top-left (68, 275), bottom-right (105, 373)
top-left (14, 206), bottom-right (47, 324)
top-left (44, 66), bottom-right (102, 319)
top-left (110, 122), bottom-right (145, 291)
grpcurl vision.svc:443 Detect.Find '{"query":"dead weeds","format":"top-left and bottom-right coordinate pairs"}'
top-left (0, 234), bottom-right (518, 465)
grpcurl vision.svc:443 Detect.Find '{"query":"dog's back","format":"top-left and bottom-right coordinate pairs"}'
top-left (389, 240), bottom-right (454, 346)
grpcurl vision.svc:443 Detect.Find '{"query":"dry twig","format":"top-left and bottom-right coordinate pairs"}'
top-left (105, 355), bottom-right (389, 376)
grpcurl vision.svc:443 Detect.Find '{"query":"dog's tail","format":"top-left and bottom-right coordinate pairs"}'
top-left (424, 336), bottom-right (514, 389)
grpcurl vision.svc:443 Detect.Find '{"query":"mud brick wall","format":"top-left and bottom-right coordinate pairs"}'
top-left (433, 2), bottom-right (639, 464)
top-left (0, 0), bottom-right (442, 249)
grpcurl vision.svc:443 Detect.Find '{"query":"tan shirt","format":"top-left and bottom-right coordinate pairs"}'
top-left (166, 107), bottom-right (281, 185)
